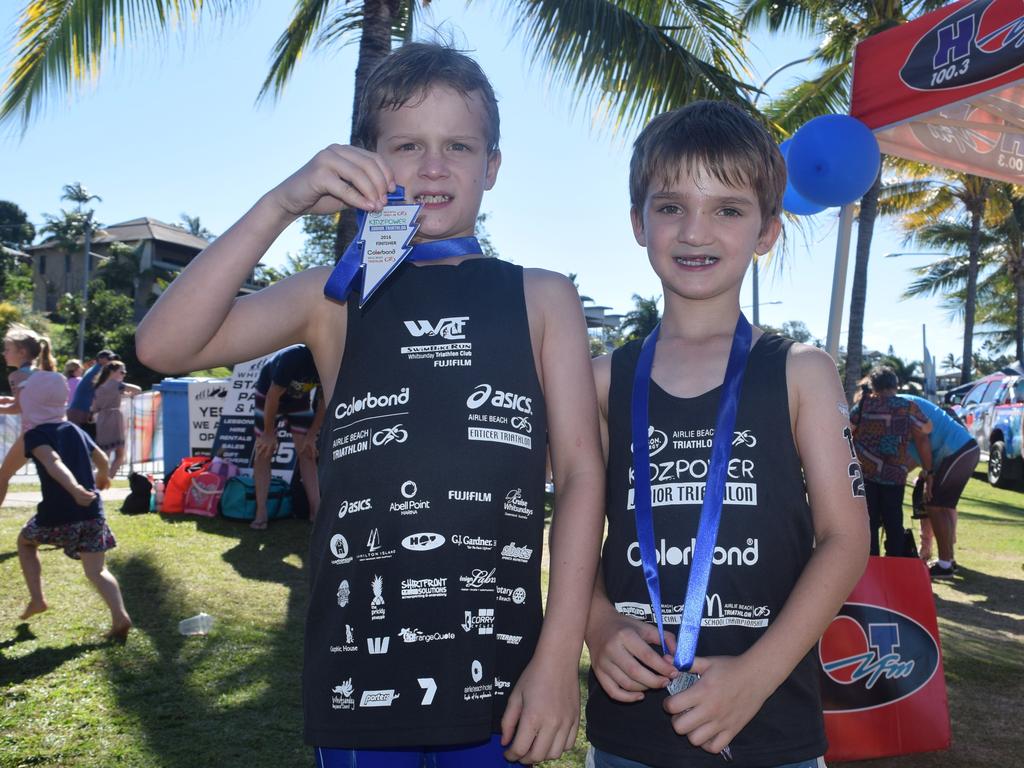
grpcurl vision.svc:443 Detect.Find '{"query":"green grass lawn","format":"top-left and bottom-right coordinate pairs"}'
top-left (1, 475), bottom-right (1021, 767)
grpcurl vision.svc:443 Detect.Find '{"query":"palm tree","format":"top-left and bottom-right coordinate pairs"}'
top-left (900, 190), bottom-right (1024, 364)
top-left (61, 182), bottom-right (101, 211)
top-left (179, 213), bottom-right (215, 241)
top-left (883, 169), bottom-right (997, 383)
top-left (620, 294), bottom-right (660, 342)
top-left (741, 0), bottom-right (949, 400)
top-left (2, 2), bottom-right (754, 254)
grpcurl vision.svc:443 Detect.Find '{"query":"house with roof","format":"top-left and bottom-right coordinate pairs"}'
top-left (27, 217), bottom-right (264, 320)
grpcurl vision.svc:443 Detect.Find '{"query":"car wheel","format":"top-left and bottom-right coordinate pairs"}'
top-left (987, 441), bottom-right (1021, 487)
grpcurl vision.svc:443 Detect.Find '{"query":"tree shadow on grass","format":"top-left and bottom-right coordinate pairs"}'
top-left (933, 567), bottom-right (1024, 674)
top-left (955, 498), bottom-right (1024, 523)
top-left (0, 622), bottom-right (35, 651)
top-left (103, 549), bottom-right (310, 768)
top-left (0, 639), bottom-right (104, 683)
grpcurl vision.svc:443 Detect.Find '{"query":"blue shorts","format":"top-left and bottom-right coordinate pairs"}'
top-left (587, 747), bottom-right (826, 768)
top-left (315, 734), bottom-right (520, 768)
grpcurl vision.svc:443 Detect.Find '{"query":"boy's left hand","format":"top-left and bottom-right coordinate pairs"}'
top-left (663, 655), bottom-right (772, 755)
top-left (500, 654), bottom-right (580, 764)
top-left (95, 473), bottom-right (111, 491)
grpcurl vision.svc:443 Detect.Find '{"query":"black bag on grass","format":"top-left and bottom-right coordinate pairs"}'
top-left (901, 527), bottom-right (919, 558)
top-left (121, 472), bottom-right (153, 515)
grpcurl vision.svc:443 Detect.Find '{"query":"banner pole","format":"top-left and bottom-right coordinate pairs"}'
top-left (826, 204), bottom-right (856, 360)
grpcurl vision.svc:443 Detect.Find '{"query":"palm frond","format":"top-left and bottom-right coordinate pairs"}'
top-left (1, 0), bottom-right (235, 131)
top-left (877, 179), bottom-right (936, 218)
top-left (765, 60), bottom-right (850, 132)
top-left (913, 220), bottom-right (997, 254)
top-left (257, 0), bottom-right (335, 103)
top-left (739, 0), bottom-right (824, 38)
top-left (487, 0), bottom-right (754, 134)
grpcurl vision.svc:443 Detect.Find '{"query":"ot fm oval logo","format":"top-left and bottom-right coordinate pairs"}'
top-left (818, 603), bottom-right (939, 712)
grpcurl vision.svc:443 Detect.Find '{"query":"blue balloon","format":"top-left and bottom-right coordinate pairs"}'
top-left (779, 140), bottom-right (827, 215)
top-left (787, 115), bottom-right (880, 207)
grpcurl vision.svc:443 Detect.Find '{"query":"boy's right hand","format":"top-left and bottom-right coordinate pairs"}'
top-left (95, 473), bottom-right (111, 491)
top-left (267, 145), bottom-right (396, 218)
top-left (586, 608), bottom-right (679, 702)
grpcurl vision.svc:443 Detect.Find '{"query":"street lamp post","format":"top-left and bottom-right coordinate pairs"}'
top-left (77, 212), bottom-right (94, 361)
top-left (749, 55), bottom-right (813, 327)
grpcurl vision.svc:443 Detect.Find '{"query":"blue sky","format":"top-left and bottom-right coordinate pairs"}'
top-left (0, 2), bottom-right (967, 368)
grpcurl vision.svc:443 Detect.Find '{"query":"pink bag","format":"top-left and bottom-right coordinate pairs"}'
top-left (183, 458), bottom-right (239, 517)
top-left (183, 472), bottom-right (225, 517)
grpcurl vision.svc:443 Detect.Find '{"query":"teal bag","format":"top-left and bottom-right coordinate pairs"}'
top-left (219, 476), bottom-right (293, 521)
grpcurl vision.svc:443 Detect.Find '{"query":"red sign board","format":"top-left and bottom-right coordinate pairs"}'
top-left (819, 556), bottom-right (951, 761)
top-left (851, 0), bottom-right (1024, 184)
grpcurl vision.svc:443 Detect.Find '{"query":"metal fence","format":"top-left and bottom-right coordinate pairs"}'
top-left (1, 390), bottom-right (164, 479)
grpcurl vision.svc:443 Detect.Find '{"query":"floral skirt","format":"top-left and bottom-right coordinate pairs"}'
top-left (20, 515), bottom-right (117, 559)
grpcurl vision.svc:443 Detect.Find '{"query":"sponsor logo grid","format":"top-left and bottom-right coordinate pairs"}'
top-left (322, 375), bottom-right (546, 716)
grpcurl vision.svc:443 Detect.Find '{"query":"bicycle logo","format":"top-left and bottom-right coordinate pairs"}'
top-left (511, 416), bottom-right (532, 434)
top-left (732, 430), bottom-right (757, 448)
top-left (373, 424), bottom-right (409, 446)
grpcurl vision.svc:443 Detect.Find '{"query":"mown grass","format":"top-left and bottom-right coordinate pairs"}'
top-left (1, 475), bottom-right (1021, 767)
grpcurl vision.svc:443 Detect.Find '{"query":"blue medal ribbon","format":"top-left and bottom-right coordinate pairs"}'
top-left (323, 184), bottom-right (482, 302)
top-left (631, 314), bottom-right (752, 671)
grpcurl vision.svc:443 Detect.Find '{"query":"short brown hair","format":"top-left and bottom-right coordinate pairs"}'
top-left (629, 101), bottom-right (785, 231)
top-left (353, 43), bottom-right (500, 153)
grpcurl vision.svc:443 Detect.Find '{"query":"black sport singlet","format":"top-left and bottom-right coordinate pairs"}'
top-left (587, 334), bottom-right (828, 768)
top-left (304, 258), bottom-right (548, 749)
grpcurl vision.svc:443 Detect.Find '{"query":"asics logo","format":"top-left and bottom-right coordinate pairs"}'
top-left (466, 384), bottom-right (533, 414)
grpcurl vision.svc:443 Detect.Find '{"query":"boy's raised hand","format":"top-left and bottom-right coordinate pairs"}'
top-left (500, 653), bottom-right (580, 764)
top-left (587, 604), bottom-right (679, 701)
top-left (663, 654), bottom-right (774, 755)
top-left (268, 145), bottom-right (396, 218)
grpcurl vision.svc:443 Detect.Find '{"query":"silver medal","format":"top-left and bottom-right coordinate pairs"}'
top-left (666, 670), bottom-right (700, 696)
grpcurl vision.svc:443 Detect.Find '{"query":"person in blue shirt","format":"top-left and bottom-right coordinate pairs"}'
top-left (901, 394), bottom-right (979, 579)
top-left (66, 349), bottom-right (116, 440)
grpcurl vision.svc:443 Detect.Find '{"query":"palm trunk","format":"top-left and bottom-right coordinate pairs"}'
top-left (334, 0), bottom-right (402, 264)
top-left (1012, 199), bottom-right (1024, 363)
top-left (1015, 273), bottom-right (1024, 363)
top-left (961, 198), bottom-right (986, 384)
top-left (843, 171), bottom-right (882, 401)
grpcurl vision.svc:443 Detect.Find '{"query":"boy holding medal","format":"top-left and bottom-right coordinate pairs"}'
top-left (584, 101), bottom-right (869, 767)
top-left (137, 43), bottom-right (604, 767)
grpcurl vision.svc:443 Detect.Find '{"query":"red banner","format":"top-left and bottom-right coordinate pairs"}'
top-left (850, 0), bottom-right (1024, 184)
top-left (819, 556), bottom-right (951, 761)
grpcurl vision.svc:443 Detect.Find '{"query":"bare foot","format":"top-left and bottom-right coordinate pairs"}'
top-left (249, 518), bottom-right (268, 531)
top-left (71, 484), bottom-right (98, 507)
top-left (19, 599), bottom-right (48, 620)
top-left (105, 617), bottom-right (133, 643)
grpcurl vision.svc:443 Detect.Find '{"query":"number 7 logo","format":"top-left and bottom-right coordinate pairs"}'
top-left (418, 677), bottom-right (437, 705)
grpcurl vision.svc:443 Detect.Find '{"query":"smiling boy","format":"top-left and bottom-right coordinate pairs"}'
top-left (137, 43), bottom-right (603, 767)
top-left (584, 101), bottom-right (869, 768)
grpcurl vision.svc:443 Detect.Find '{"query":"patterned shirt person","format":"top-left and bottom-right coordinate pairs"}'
top-left (850, 393), bottom-right (930, 485)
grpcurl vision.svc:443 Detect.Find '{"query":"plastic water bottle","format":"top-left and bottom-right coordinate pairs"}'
top-left (153, 478), bottom-right (165, 513)
top-left (178, 612), bottom-right (214, 636)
